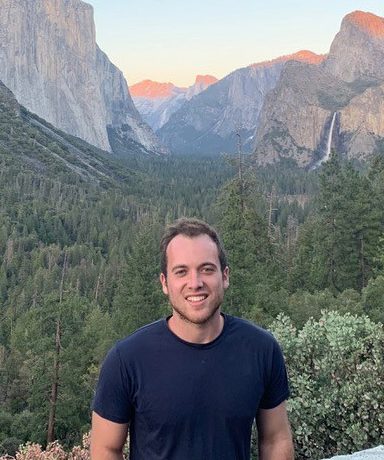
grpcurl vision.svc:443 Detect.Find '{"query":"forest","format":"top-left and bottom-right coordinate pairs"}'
top-left (0, 88), bottom-right (383, 458)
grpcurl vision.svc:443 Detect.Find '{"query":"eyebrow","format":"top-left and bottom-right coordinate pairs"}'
top-left (171, 265), bottom-right (188, 272)
top-left (171, 262), bottom-right (218, 272)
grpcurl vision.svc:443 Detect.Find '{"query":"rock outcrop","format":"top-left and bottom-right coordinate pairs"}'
top-left (322, 445), bottom-right (384, 459)
top-left (0, 0), bottom-right (165, 155)
top-left (156, 51), bottom-right (325, 155)
top-left (324, 11), bottom-right (384, 82)
top-left (254, 11), bottom-right (384, 167)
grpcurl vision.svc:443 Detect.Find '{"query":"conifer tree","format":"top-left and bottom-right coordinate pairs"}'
top-left (216, 174), bottom-right (278, 320)
top-left (112, 218), bottom-right (168, 337)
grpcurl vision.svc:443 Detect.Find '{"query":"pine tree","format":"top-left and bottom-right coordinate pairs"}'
top-left (216, 174), bottom-right (278, 320)
top-left (112, 218), bottom-right (168, 337)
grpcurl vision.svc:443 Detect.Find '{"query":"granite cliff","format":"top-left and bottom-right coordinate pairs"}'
top-left (0, 0), bottom-right (166, 155)
top-left (254, 11), bottom-right (384, 167)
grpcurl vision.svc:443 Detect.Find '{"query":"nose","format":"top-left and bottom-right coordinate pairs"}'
top-left (187, 270), bottom-right (203, 290)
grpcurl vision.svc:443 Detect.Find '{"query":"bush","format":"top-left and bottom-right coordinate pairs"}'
top-left (271, 311), bottom-right (384, 459)
top-left (0, 438), bottom-right (23, 458)
top-left (0, 433), bottom-right (90, 460)
top-left (0, 432), bottom-right (130, 460)
top-left (362, 275), bottom-right (384, 323)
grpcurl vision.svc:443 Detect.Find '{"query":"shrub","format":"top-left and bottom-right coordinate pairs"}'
top-left (271, 311), bottom-right (384, 459)
top-left (0, 433), bottom-right (90, 460)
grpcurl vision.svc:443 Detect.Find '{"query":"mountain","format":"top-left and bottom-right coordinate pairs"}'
top-left (323, 11), bottom-right (384, 82)
top-left (0, 0), bottom-right (166, 156)
top-left (0, 79), bottom-right (142, 186)
top-left (156, 51), bottom-right (325, 155)
top-left (130, 75), bottom-right (218, 131)
top-left (254, 11), bottom-right (384, 167)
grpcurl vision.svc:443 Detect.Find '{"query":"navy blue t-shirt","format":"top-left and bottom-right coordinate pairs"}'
top-left (92, 314), bottom-right (289, 460)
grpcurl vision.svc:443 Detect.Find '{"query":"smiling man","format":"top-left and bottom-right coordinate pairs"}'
top-left (91, 218), bottom-right (294, 460)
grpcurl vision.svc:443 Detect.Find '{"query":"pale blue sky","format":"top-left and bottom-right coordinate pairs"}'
top-left (86, 1), bottom-right (384, 87)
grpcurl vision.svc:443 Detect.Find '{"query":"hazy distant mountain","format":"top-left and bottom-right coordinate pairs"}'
top-left (156, 51), bottom-right (325, 155)
top-left (0, 0), bottom-right (166, 156)
top-left (130, 75), bottom-right (218, 131)
top-left (254, 11), bottom-right (384, 167)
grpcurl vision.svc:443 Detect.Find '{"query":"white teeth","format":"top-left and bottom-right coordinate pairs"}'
top-left (187, 295), bottom-right (206, 302)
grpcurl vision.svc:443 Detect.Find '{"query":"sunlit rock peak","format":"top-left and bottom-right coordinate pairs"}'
top-left (346, 10), bottom-right (384, 38)
top-left (130, 75), bottom-right (218, 130)
top-left (129, 80), bottom-right (181, 99)
top-left (130, 76), bottom-right (217, 100)
top-left (324, 10), bottom-right (384, 82)
top-left (250, 50), bottom-right (326, 69)
top-left (194, 75), bottom-right (218, 86)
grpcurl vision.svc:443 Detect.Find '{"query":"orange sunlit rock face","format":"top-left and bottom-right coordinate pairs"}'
top-left (251, 50), bottom-right (326, 69)
top-left (194, 75), bottom-right (218, 86)
top-left (346, 11), bottom-right (384, 38)
top-left (129, 80), bottom-right (177, 98)
top-left (130, 76), bottom-right (218, 99)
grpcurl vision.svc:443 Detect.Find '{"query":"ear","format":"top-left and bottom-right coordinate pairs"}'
top-left (160, 273), bottom-right (168, 295)
top-left (222, 266), bottom-right (229, 290)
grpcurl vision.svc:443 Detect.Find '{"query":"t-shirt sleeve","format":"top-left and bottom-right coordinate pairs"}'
top-left (91, 345), bottom-right (133, 424)
top-left (259, 339), bottom-right (290, 410)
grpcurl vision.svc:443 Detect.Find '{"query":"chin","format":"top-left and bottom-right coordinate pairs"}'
top-left (173, 304), bottom-right (221, 326)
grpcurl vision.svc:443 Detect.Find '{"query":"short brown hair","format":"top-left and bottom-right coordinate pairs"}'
top-left (160, 218), bottom-right (228, 276)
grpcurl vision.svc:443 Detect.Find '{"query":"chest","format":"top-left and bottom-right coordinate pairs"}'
top-left (130, 345), bottom-right (266, 426)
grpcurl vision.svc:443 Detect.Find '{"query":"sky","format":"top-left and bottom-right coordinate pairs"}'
top-left (86, 1), bottom-right (384, 87)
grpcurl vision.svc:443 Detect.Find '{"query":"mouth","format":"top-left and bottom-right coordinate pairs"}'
top-left (185, 294), bottom-right (208, 303)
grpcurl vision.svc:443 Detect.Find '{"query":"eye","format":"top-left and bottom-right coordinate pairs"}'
top-left (201, 266), bottom-right (215, 274)
top-left (174, 269), bottom-right (187, 277)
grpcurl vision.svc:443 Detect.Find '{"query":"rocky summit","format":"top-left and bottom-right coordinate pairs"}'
top-left (254, 10), bottom-right (384, 167)
top-left (0, 0), bottom-right (166, 155)
top-left (130, 75), bottom-right (218, 132)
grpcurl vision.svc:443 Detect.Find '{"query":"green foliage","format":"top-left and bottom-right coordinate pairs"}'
top-left (112, 219), bottom-right (169, 336)
top-left (272, 311), bottom-right (384, 459)
top-left (291, 153), bottom-right (383, 293)
top-left (216, 175), bottom-right (280, 319)
top-left (361, 275), bottom-right (384, 324)
top-left (2, 81), bottom-right (384, 455)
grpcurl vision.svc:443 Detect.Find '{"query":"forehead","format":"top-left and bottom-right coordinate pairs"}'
top-left (166, 234), bottom-right (220, 267)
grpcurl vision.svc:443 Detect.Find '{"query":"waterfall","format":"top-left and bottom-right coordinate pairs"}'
top-left (311, 112), bottom-right (337, 170)
top-left (324, 112), bottom-right (337, 162)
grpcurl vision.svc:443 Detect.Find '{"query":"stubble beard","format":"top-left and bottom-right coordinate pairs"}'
top-left (170, 299), bottom-right (222, 326)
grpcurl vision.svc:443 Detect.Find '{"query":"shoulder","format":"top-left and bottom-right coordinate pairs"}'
top-left (224, 314), bottom-right (284, 359)
top-left (113, 318), bottom-right (167, 358)
top-left (225, 314), bottom-right (277, 344)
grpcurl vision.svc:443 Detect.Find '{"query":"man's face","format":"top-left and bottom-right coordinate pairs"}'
top-left (160, 234), bottom-right (229, 325)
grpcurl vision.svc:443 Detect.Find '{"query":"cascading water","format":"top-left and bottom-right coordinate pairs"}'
top-left (324, 112), bottom-right (337, 162)
top-left (311, 112), bottom-right (337, 169)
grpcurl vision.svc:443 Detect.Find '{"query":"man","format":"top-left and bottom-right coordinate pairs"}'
top-left (91, 218), bottom-right (294, 460)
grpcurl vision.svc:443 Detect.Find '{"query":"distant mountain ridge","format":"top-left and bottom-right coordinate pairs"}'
top-left (130, 75), bottom-right (218, 131)
top-left (139, 9), bottom-right (384, 165)
top-left (155, 51), bottom-right (324, 155)
top-left (0, 0), bottom-right (166, 156)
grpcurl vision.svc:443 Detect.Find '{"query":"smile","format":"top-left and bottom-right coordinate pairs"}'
top-left (186, 295), bottom-right (208, 302)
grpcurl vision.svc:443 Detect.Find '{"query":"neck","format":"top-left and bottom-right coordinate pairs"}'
top-left (168, 311), bottom-right (224, 344)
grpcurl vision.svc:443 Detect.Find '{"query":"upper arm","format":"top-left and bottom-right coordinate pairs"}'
top-left (91, 411), bottom-right (128, 460)
top-left (256, 401), bottom-right (293, 459)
